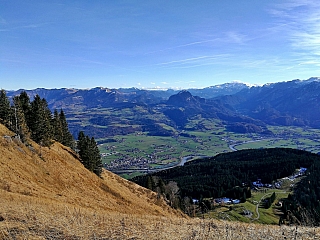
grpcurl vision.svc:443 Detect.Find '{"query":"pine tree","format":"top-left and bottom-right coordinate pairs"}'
top-left (77, 131), bottom-right (102, 177)
top-left (17, 91), bottom-right (31, 122)
top-left (91, 137), bottom-right (102, 177)
top-left (52, 109), bottom-right (63, 143)
top-left (29, 95), bottom-right (53, 146)
top-left (52, 109), bottom-right (74, 148)
top-left (77, 131), bottom-right (88, 166)
top-left (59, 110), bottom-right (74, 148)
top-left (12, 96), bottom-right (30, 143)
top-left (0, 89), bottom-right (12, 128)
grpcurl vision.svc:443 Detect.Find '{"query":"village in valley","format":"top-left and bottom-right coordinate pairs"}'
top-left (192, 167), bottom-right (308, 222)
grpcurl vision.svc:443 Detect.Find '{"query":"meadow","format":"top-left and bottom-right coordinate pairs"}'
top-left (199, 176), bottom-right (302, 225)
top-left (98, 120), bottom-right (320, 178)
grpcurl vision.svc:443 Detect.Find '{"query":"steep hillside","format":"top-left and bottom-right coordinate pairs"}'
top-left (0, 124), bottom-right (180, 217)
top-left (0, 124), bottom-right (319, 239)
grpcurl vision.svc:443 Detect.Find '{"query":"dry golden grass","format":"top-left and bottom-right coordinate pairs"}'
top-left (0, 124), bottom-right (319, 239)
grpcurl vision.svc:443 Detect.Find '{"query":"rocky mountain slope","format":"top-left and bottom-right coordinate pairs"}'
top-left (219, 77), bottom-right (320, 128)
top-left (0, 123), bottom-right (319, 239)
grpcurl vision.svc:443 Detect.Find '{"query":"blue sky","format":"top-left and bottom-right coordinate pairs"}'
top-left (1, 0), bottom-right (320, 90)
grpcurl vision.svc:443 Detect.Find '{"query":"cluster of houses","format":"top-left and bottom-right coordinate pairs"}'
top-left (215, 198), bottom-right (241, 205)
top-left (193, 167), bottom-right (309, 207)
top-left (252, 167), bottom-right (308, 190)
top-left (252, 179), bottom-right (271, 188)
top-left (192, 197), bottom-right (241, 206)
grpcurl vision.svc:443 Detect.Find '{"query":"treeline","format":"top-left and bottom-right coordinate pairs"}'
top-left (281, 159), bottom-right (320, 226)
top-left (0, 90), bottom-right (102, 177)
top-left (0, 90), bottom-right (74, 147)
top-left (133, 148), bottom-right (318, 200)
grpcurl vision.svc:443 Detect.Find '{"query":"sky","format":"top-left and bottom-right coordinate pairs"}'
top-left (1, 0), bottom-right (320, 90)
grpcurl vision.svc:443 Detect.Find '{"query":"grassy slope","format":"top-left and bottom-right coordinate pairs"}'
top-left (0, 124), bottom-right (319, 239)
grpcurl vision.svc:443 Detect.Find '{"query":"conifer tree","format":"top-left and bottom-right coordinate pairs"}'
top-left (52, 109), bottom-right (74, 148)
top-left (12, 96), bottom-right (30, 143)
top-left (17, 91), bottom-right (31, 124)
top-left (0, 89), bottom-right (12, 128)
top-left (59, 109), bottom-right (74, 148)
top-left (52, 109), bottom-right (63, 143)
top-left (91, 136), bottom-right (102, 177)
top-left (29, 95), bottom-right (53, 146)
top-left (77, 131), bottom-right (88, 166)
top-left (77, 131), bottom-right (102, 177)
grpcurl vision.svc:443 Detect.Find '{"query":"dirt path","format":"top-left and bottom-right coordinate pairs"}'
top-left (253, 191), bottom-right (287, 221)
top-left (253, 192), bottom-right (272, 221)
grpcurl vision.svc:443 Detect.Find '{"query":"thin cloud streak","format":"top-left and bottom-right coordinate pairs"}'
top-left (149, 54), bottom-right (232, 69)
top-left (144, 39), bottom-right (221, 55)
top-left (272, 0), bottom-right (320, 56)
top-left (144, 31), bottom-right (249, 56)
top-left (0, 22), bottom-right (52, 31)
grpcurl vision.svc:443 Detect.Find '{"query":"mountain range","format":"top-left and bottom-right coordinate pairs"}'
top-left (6, 77), bottom-right (320, 138)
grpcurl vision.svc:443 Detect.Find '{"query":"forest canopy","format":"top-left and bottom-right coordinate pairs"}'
top-left (133, 148), bottom-right (319, 200)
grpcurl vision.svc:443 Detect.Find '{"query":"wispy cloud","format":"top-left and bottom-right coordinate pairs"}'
top-left (150, 54), bottom-right (232, 69)
top-left (225, 31), bottom-right (248, 45)
top-left (271, 0), bottom-right (320, 56)
top-left (0, 22), bottom-right (51, 32)
top-left (144, 31), bottom-right (248, 56)
top-left (144, 39), bottom-right (220, 55)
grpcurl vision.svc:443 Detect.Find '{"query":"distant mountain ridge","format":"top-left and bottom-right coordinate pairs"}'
top-left (220, 77), bottom-right (320, 128)
top-left (6, 82), bottom-right (250, 110)
top-left (5, 77), bottom-right (320, 138)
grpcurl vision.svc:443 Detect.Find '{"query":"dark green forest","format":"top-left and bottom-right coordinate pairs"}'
top-left (133, 148), bottom-right (320, 221)
top-left (281, 159), bottom-right (320, 226)
top-left (134, 148), bottom-right (318, 199)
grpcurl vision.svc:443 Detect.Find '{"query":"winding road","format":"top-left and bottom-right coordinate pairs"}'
top-left (253, 191), bottom-right (287, 221)
top-left (253, 192), bottom-right (272, 221)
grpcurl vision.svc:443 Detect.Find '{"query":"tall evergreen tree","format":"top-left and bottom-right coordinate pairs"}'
top-left (0, 89), bottom-right (12, 128)
top-left (52, 109), bottom-right (74, 148)
top-left (59, 110), bottom-right (74, 148)
top-left (29, 95), bottom-right (53, 146)
top-left (91, 136), bottom-right (102, 177)
top-left (77, 131), bottom-right (88, 166)
top-left (52, 109), bottom-right (63, 143)
top-left (12, 96), bottom-right (30, 143)
top-left (17, 91), bottom-right (31, 122)
top-left (77, 131), bottom-right (102, 177)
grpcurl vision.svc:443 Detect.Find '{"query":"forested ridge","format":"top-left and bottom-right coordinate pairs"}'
top-left (134, 148), bottom-right (318, 199)
top-left (0, 89), bottom-right (102, 176)
top-left (281, 158), bottom-right (320, 225)
top-left (133, 148), bottom-right (320, 220)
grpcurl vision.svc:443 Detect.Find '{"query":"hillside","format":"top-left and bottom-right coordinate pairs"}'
top-left (223, 77), bottom-right (320, 128)
top-left (0, 124), bottom-right (319, 239)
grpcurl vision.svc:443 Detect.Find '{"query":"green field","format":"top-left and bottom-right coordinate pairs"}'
top-left (200, 188), bottom-right (294, 225)
top-left (98, 123), bottom-right (320, 178)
